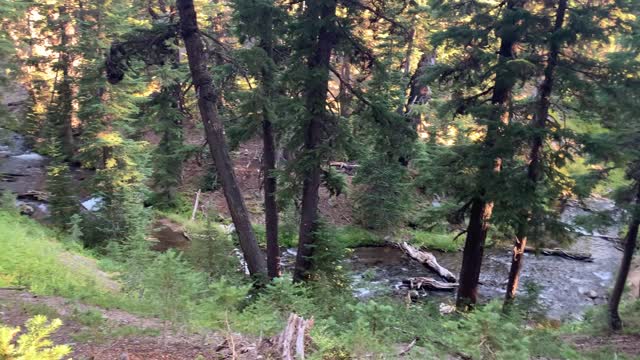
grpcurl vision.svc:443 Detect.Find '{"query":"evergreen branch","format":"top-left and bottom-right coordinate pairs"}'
top-left (342, 0), bottom-right (408, 32)
top-left (199, 31), bottom-right (254, 90)
top-left (328, 64), bottom-right (372, 107)
top-left (453, 229), bottom-right (467, 242)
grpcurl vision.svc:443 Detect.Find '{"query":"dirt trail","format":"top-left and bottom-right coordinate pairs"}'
top-left (0, 290), bottom-right (260, 360)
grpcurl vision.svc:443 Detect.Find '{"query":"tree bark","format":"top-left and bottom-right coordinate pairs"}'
top-left (608, 185), bottom-right (640, 331)
top-left (456, 0), bottom-right (523, 309)
top-left (58, 4), bottom-right (75, 159)
top-left (338, 55), bottom-right (352, 118)
top-left (177, 0), bottom-right (266, 277)
top-left (259, 4), bottom-right (280, 279)
top-left (293, 0), bottom-right (338, 282)
top-left (505, 0), bottom-right (567, 305)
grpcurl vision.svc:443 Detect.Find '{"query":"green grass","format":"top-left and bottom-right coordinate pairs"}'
top-left (19, 303), bottom-right (61, 319)
top-left (334, 226), bottom-right (383, 248)
top-left (0, 210), bottom-right (148, 313)
top-left (410, 230), bottom-right (460, 252)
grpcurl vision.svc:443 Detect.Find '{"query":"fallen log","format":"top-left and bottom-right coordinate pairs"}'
top-left (522, 246), bottom-right (593, 262)
top-left (17, 190), bottom-right (49, 202)
top-left (400, 242), bottom-right (457, 282)
top-left (329, 161), bottom-right (359, 174)
top-left (402, 277), bottom-right (458, 291)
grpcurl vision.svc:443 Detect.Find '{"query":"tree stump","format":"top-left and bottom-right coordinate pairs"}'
top-left (276, 313), bottom-right (314, 360)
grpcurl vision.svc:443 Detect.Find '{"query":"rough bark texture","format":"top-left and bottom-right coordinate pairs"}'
top-left (177, 0), bottom-right (266, 276)
top-left (58, 4), bottom-right (75, 159)
top-left (457, 197), bottom-right (492, 307)
top-left (405, 52), bottom-right (433, 127)
top-left (338, 55), bottom-right (352, 118)
top-left (505, 0), bottom-right (567, 304)
top-left (293, 0), bottom-right (338, 282)
top-left (259, 6), bottom-right (280, 279)
top-left (609, 186), bottom-right (640, 331)
top-left (457, 0), bottom-right (523, 309)
top-left (276, 314), bottom-right (314, 360)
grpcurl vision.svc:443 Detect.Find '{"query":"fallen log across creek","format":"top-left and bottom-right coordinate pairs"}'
top-left (520, 246), bottom-right (593, 262)
top-left (402, 277), bottom-right (458, 291)
top-left (399, 242), bottom-right (458, 282)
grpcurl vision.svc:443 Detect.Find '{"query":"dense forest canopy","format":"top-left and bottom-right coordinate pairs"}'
top-left (0, 0), bottom-right (640, 358)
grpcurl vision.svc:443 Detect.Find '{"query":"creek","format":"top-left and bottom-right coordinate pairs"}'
top-left (0, 128), bottom-right (624, 320)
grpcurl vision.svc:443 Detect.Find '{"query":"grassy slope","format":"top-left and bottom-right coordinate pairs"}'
top-left (0, 210), bottom-right (136, 310)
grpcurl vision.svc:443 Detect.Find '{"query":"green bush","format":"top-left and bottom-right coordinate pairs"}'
top-left (0, 316), bottom-right (71, 360)
top-left (184, 215), bottom-right (240, 279)
top-left (442, 302), bottom-right (531, 360)
top-left (141, 250), bottom-right (207, 325)
top-left (352, 153), bottom-right (413, 231)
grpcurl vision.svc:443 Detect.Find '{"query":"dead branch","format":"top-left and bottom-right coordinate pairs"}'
top-left (402, 277), bottom-right (458, 291)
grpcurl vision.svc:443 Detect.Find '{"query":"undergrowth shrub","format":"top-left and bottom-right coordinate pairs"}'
top-left (352, 153), bottom-right (413, 231)
top-left (184, 214), bottom-right (240, 279)
top-left (141, 250), bottom-right (206, 325)
top-left (0, 316), bottom-right (71, 360)
top-left (442, 302), bottom-right (531, 360)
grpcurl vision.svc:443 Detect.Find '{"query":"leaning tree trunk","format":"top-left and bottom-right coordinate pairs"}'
top-left (504, 0), bottom-right (567, 305)
top-left (456, 0), bottom-right (523, 309)
top-left (608, 185), bottom-right (640, 331)
top-left (293, 0), bottom-right (338, 282)
top-left (259, 4), bottom-right (280, 279)
top-left (177, 0), bottom-right (266, 276)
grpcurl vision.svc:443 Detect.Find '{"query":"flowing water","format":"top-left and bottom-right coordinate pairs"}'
top-left (0, 129), bottom-right (50, 218)
top-left (347, 201), bottom-right (623, 320)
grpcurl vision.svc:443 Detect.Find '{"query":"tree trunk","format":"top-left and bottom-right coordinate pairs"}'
top-left (505, 0), bottom-right (567, 305)
top-left (338, 55), bottom-right (352, 118)
top-left (608, 185), bottom-right (640, 331)
top-left (457, 197), bottom-right (492, 307)
top-left (456, 0), bottom-right (523, 309)
top-left (58, 4), bottom-right (75, 159)
top-left (259, 4), bottom-right (280, 279)
top-left (293, 0), bottom-right (338, 282)
top-left (177, 0), bottom-right (266, 277)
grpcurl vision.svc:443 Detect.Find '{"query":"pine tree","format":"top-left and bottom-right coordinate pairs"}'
top-left (584, 24), bottom-right (640, 330)
top-left (427, 0), bottom-right (532, 308)
top-left (232, 0), bottom-right (282, 279)
top-left (504, 0), bottom-right (568, 305)
top-left (291, 0), bottom-right (339, 282)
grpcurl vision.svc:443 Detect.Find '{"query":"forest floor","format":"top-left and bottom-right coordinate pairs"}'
top-left (565, 333), bottom-right (640, 358)
top-left (0, 289), bottom-right (261, 360)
